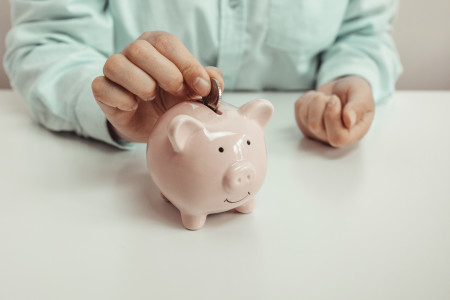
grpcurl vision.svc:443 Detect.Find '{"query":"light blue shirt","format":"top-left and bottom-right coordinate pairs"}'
top-left (4, 0), bottom-right (402, 147)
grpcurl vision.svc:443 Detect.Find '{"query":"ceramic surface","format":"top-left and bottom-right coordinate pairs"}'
top-left (147, 99), bottom-right (274, 230)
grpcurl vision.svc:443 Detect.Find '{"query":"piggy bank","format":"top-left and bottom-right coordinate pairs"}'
top-left (146, 99), bottom-right (274, 230)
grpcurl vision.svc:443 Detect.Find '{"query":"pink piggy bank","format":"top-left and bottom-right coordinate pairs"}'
top-left (146, 99), bottom-right (274, 230)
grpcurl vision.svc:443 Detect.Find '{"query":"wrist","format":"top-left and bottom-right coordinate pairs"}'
top-left (106, 120), bottom-right (131, 146)
top-left (318, 75), bottom-right (372, 94)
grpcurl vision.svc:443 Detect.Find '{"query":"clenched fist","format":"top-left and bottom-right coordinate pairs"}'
top-left (295, 76), bottom-right (375, 147)
top-left (92, 31), bottom-right (224, 143)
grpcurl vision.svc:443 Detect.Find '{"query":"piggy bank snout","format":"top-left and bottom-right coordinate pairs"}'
top-left (223, 162), bottom-right (256, 194)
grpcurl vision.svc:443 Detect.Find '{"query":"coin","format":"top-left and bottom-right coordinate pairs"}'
top-left (201, 78), bottom-right (222, 112)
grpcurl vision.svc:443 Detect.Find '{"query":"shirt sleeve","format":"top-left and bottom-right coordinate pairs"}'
top-left (4, 0), bottom-right (132, 149)
top-left (316, 0), bottom-right (403, 102)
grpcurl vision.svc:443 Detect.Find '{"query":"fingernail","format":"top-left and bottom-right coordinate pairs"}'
top-left (193, 77), bottom-right (210, 95)
top-left (348, 110), bottom-right (357, 127)
top-left (147, 94), bottom-right (156, 101)
top-left (175, 84), bottom-right (186, 96)
top-left (121, 102), bottom-right (138, 111)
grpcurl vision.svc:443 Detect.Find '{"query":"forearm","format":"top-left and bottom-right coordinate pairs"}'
top-left (317, 0), bottom-right (402, 103)
top-left (4, 0), bottom-right (130, 148)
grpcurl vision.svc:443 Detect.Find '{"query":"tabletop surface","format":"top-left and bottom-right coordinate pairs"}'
top-left (1, 90), bottom-right (449, 300)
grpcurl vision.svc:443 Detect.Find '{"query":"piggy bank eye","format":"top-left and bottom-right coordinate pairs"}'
top-left (247, 140), bottom-right (251, 145)
top-left (219, 147), bottom-right (224, 153)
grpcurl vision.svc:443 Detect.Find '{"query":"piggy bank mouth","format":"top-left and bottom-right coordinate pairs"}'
top-left (224, 192), bottom-right (251, 204)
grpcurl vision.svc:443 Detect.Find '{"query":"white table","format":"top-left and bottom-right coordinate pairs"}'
top-left (1, 90), bottom-right (449, 300)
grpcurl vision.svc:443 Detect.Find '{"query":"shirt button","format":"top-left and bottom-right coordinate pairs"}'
top-left (229, 0), bottom-right (239, 9)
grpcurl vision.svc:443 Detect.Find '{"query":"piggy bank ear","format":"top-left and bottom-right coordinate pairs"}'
top-left (168, 115), bottom-right (205, 153)
top-left (238, 99), bottom-right (274, 129)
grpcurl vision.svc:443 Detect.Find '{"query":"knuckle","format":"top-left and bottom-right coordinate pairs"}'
top-left (91, 77), bottom-right (106, 98)
top-left (305, 90), bottom-right (318, 97)
top-left (304, 91), bottom-right (320, 101)
top-left (206, 66), bottom-right (223, 77)
top-left (152, 32), bottom-right (178, 52)
top-left (299, 105), bottom-right (308, 119)
top-left (317, 94), bottom-right (330, 104)
top-left (296, 91), bottom-right (318, 108)
top-left (138, 31), bottom-right (153, 40)
top-left (139, 82), bottom-right (157, 100)
top-left (179, 62), bottom-right (198, 78)
top-left (307, 119), bottom-right (320, 132)
top-left (103, 54), bottom-right (123, 77)
top-left (125, 40), bottom-right (149, 59)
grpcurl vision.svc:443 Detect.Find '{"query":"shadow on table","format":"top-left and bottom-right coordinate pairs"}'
top-left (116, 158), bottom-right (185, 229)
top-left (297, 137), bottom-right (358, 160)
top-left (270, 125), bottom-right (358, 160)
top-left (48, 131), bottom-right (246, 230)
top-left (117, 157), bottom-right (249, 230)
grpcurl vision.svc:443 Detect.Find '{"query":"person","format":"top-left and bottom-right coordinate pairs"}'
top-left (4, 0), bottom-right (402, 148)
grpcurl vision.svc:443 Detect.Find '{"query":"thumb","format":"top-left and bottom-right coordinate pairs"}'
top-left (205, 66), bottom-right (225, 92)
top-left (342, 91), bottom-right (374, 129)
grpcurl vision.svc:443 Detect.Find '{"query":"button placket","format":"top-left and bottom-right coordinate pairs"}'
top-left (229, 0), bottom-right (239, 9)
top-left (217, 0), bottom-right (247, 90)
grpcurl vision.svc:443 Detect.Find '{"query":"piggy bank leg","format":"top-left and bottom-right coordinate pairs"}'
top-left (235, 198), bottom-right (255, 214)
top-left (180, 213), bottom-right (207, 230)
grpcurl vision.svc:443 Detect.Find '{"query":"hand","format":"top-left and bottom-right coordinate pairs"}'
top-left (92, 31), bottom-right (224, 143)
top-left (295, 76), bottom-right (375, 147)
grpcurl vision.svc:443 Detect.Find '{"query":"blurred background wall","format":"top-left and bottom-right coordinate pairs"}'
top-left (393, 0), bottom-right (450, 90)
top-left (1, 0), bottom-right (449, 90)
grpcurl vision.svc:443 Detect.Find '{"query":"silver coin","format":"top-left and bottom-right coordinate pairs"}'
top-left (201, 78), bottom-right (222, 112)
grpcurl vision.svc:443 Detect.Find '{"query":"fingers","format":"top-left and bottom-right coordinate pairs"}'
top-left (295, 91), bottom-right (330, 142)
top-left (94, 31), bottom-right (228, 145)
top-left (308, 76), bottom-right (376, 147)
top-left (330, 76), bottom-right (375, 146)
top-left (92, 76), bottom-right (142, 135)
top-left (342, 87), bottom-right (375, 129)
top-left (205, 66), bottom-right (225, 91)
top-left (92, 76), bottom-right (157, 142)
top-left (296, 91), bottom-right (371, 147)
top-left (121, 40), bottom-right (185, 96)
top-left (305, 94), bottom-right (329, 141)
top-left (144, 32), bottom-right (211, 96)
top-left (327, 76), bottom-right (374, 129)
top-left (119, 31), bottom-right (212, 99)
top-left (324, 95), bottom-right (374, 147)
top-left (92, 76), bottom-right (137, 112)
top-left (324, 95), bottom-right (349, 147)
top-left (103, 53), bottom-right (158, 101)
top-left (295, 92), bottom-right (313, 139)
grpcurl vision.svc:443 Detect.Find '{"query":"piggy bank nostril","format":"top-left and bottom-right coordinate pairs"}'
top-left (224, 163), bottom-right (257, 193)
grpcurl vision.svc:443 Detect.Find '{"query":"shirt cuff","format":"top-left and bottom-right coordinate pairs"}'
top-left (317, 54), bottom-right (387, 103)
